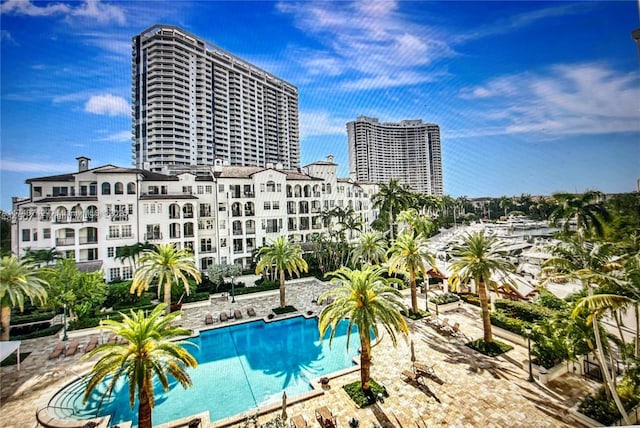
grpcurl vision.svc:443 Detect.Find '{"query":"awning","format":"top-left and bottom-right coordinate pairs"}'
top-left (0, 341), bottom-right (21, 370)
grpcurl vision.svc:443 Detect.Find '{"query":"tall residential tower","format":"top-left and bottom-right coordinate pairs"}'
top-left (347, 116), bottom-right (443, 195)
top-left (132, 25), bottom-right (300, 173)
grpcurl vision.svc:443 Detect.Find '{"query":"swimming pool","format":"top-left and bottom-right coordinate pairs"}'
top-left (49, 316), bottom-right (361, 426)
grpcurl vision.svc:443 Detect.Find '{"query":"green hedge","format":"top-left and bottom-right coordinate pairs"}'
top-left (343, 379), bottom-right (388, 408)
top-left (182, 292), bottom-right (210, 303)
top-left (466, 338), bottom-right (513, 357)
top-left (458, 293), bottom-right (480, 306)
top-left (429, 293), bottom-right (460, 305)
top-left (273, 305), bottom-right (297, 315)
top-left (10, 311), bottom-right (57, 325)
top-left (494, 299), bottom-right (552, 323)
top-left (490, 311), bottom-right (530, 336)
top-left (11, 324), bottom-right (63, 340)
top-left (234, 281), bottom-right (280, 295)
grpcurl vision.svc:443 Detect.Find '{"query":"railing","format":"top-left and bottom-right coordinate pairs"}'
top-left (245, 228), bottom-right (256, 234)
top-left (232, 229), bottom-right (243, 236)
top-left (79, 238), bottom-right (98, 245)
top-left (144, 233), bottom-right (163, 240)
top-left (55, 238), bottom-right (75, 246)
top-left (244, 210), bottom-right (255, 216)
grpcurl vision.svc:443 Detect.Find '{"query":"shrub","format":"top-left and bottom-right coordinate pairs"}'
top-left (490, 311), bottom-right (530, 335)
top-left (536, 290), bottom-right (568, 310)
top-left (401, 309), bottom-right (429, 320)
top-left (11, 324), bottom-right (63, 340)
top-left (272, 306), bottom-right (297, 315)
top-left (235, 281), bottom-right (279, 295)
top-left (429, 292), bottom-right (460, 305)
top-left (10, 311), bottom-right (57, 325)
top-left (9, 321), bottom-right (51, 336)
top-left (458, 293), bottom-right (480, 306)
top-left (182, 292), bottom-right (210, 303)
top-left (105, 281), bottom-right (140, 308)
top-left (494, 299), bottom-right (551, 323)
top-left (343, 379), bottom-right (388, 408)
top-left (466, 339), bottom-right (513, 357)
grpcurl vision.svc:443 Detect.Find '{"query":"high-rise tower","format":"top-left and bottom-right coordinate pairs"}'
top-left (347, 116), bottom-right (443, 195)
top-left (132, 25), bottom-right (300, 173)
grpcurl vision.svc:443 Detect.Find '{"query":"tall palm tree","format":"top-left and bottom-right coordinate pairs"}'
top-left (387, 232), bottom-right (435, 314)
top-left (448, 232), bottom-right (515, 343)
top-left (23, 247), bottom-right (61, 266)
top-left (131, 244), bottom-right (201, 315)
top-left (371, 179), bottom-right (412, 240)
top-left (549, 190), bottom-right (611, 238)
top-left (318, 264), bottom-right (408, 393)
top-left (540, 236), bottom-right (630, 423)
top-left (255, 236), bottom-right (308, 308)
top-left (397, 208), bottom-right (436, 238)
top-left (351, 231), bottom-right (388, 266)
top-left (82, 304), bottom-right (197, 428)
top-left (0, 255), bottom-right (48, 341)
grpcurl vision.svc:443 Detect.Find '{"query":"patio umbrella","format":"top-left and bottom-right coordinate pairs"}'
top-left (281, 391), bottom-right (287, 420)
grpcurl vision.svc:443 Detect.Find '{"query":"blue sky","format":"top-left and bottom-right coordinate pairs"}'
top-left (1, 0), bottom-right (639, 210)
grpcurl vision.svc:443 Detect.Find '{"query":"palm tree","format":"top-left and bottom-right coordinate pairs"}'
top-left (448, 232), bottom-right (515, 343)
top-left (540, 236), bottom-right (630, 423)
top-left (387, 232), bottom-right (435, 314)
top-left (351, 231), bottom-right (388, 266)
top-left (255, 236), bottom-right (308, 308)
top-left (371, 179), bottom-right (412, 240)
top-left (397, 208), bottom-right (435, 238)
top-left (0, 255), bottom-right (48, 341)
top-left (82, 304), bottom-right (197, 428)
top-left (131, 244), bottom-right (201, 315)
top-left (318, 264), bottom-right (408, 393)
top-left (549, 190), bottom-right (611, 238)
top-left (116, 242), bottom-right (152, 271)
top-left (23, 247), bottom-right (61, 266)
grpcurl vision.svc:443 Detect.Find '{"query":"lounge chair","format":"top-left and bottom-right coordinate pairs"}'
top-left (414, 362), bottom-right (435, 377)
top-left (402, 369), bottom-right (421, 383)
top-left (205, 314), bottom-right (214, 325)
top-left (247, 307), bottom-right (256, 317)
top-left (234, 309), bottom-right (243, 320)
top-left (435, 318), bottom-right (450, 331)
top-left (315, 406), bottom-right (336, 428)
top-left (64, 340), bottom-right (80, 357)
top-left (219, 312), bottom-right (229, 322)
top-left (49, 342), bottom-right (65, 359)
top-left (290, 414), bottom-right (308, 428)
top-left (442, 322), bottom-right (460, 337)
top-left (84, 336), bottom-right (99, 353)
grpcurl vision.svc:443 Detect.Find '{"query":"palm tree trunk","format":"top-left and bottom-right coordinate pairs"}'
top-left (613, 310), bottom-right (627, 360)
top-left (635, 304), bottom-right (639, 359)
top-left (163, 279), bottom-right (171, 315)
top-left (138, 387), bottom-right (153, 428)
top-left (359, 332), bottom-right (371, 392)
top-left (279, 269), bottom-right (286, 308)
top-left (593, 316), bottom-right (630, 424)
top-left (1, 305), bottom-right (11, 341)
top-left (388, 214), bottom-right (394, 240)
top-left (477, 279), bottom-right (493, 343)
top-left (410, 271), bottom-right (418, 314)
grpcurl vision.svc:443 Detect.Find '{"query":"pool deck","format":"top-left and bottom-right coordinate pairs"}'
top-left (1, 279), bottom-right (599, 428)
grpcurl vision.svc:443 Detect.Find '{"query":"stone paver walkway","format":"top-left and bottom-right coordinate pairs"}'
top-left (0, 279), bottom-right (599, 428)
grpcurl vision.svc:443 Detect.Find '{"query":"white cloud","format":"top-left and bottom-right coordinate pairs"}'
top-left (84, 94), bottom-right (129, 116)
top-left (0, 30), bottom-right (17, 45)
top-left (0, 0), bottom-right (70, 16)
top-left (99, 130), bottom-right (131, 143)
top-left (456, 63), bottom-right (640, 138)
top-left (299, 111), bottom-right (348, 138)
top-left (0, 0), bottom-right (125, 25)
top-left (0, 159), bottom-right (75, 173)
top-left (278, 1), bottom-right (454, 90)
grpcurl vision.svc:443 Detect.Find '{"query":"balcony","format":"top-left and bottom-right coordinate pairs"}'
top-left (56, 237), bottom-right (75, 246)
top-left (79, 237), bottom-right (98, 245)
top-left (244, 192), bottom-right (255, 198)
top-left (245, 227), bottom-right (256, 234)
top-left (232, 229), bottom-right (243, 236)
top-left (111, 214), bottom-right (129, 222)
top-left (144, 233), bottom-right (163, 241)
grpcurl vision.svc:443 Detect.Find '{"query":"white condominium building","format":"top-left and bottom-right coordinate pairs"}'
top-left (132, 24), bottom-right (300, 173)
top-left (12, 156), bottom-right (377, 282)
top-left (347, 116), bottom-right (443, 195)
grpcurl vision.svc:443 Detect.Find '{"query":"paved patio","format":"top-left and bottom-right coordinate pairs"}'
top-left (0, 279), bottom-right (599, 428)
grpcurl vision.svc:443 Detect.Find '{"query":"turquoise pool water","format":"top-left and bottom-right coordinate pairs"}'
top-left (50, 316), bottom-right (360, 426)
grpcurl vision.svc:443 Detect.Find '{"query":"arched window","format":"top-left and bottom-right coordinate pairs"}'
top-left (169, 203), bottom-right (181, 219)
top-left (245, 220), bottom-right (255, 234)
top-left (231, 202), bottom-right (242, 217)
top-left (114, 182), bottom-right (124, 195)
top-left (70, 204), bottom-right (83, 222)
top-left (303, 185), bottom-right (311, 197)
top-left (183, 203), bottom-right (194, 219)
top-left (127, 182), bottom-right (136, 194)
top-left (286, 185), bottom-right (293, 197)
top-left (101, 182), bottom-right (111, 195)
top-left (54, 206), bottom-right (68, 223)
top-left (85, 205), bottom-right (98, 222)
top-left (232, 220), bottom-right (243, 235)
top-left (244, 202), bottom-right (254, 216)
top-left (169, 223), bottom-right (181, 239)
top-left (183, 222), bottom-right (194, 238)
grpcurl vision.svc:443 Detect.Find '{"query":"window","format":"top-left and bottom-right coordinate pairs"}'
top-left (200, 238), bottom-right (212, 252)
top-left (108, 225), bottom-right (120, 239)
top-left (169, 223), bottom-right (181, 239)
top-left (183, 204), bottom-right (194, 219)
top-left (21, 229), bottom-right (30, 241)
top-left (219, 220), bottom-right (226, 229)
top-left (272, 201), bottom-right (280, 210)
top-left (197, 185), bottom-right (204, 194)
top-left (206, 185), bottom-right (213, 194)
top-left (101, 182), bottom-right (111, 195)
top-left (128, 204), bottom-right (133, 214)
top-left (264, 201), bottom-right (271, 210)
top-left (146, 224), bottom-right (161, 240)
top-left (199, 203), bottom-right (211, 217)
top-left (184, 241), bottom-right (194, 251)
top-left (122, 266), bottom-right (133, 280)
top-left (109, 268), bottom-right (121, 282)
top-left (182, 186), bottom-right (192, 194)
top-left (148, 185), bottom-right (159, 195)
top-left (53, 186), bottom-right (69, 196)
top-left (33, 186), bottom-right (42, 197)
top-left (122, 225), bottom-right (132, 238)
top-left (107, 247), bottom-right (115, 257)
top-left (266, 181), bottom-right (276, 192)
top-left (201, 257), bottom-right (214, 270)
top-left (218, 203), bottom-right (226, 212)
top-left (218, 184), bottom-right (224, 192)
top-left (277, 184), bottom-right (282, 192)
top-left (184, 222), bottom-right (194, 237)
top-left (43, 228), bottom-right (51, 239)
top-left (32, 229), bottom-right (38, 241)
top-left (127, 182), bottom-right (136, 194)
top-left (220, 238), bottom-right (227, 247)
top-left (114, 182), bottom-right (124, 194)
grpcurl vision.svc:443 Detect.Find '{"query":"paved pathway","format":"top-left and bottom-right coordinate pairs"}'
top-left (0, 280), bottom-right (599, 428)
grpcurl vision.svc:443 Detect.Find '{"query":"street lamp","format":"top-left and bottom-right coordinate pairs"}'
top-left (525, 326), bottom-right (534, 382)
top-left (62, 303), bottom-right (68, 341)
top-left (230, 278), bottom-right (236, 303)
